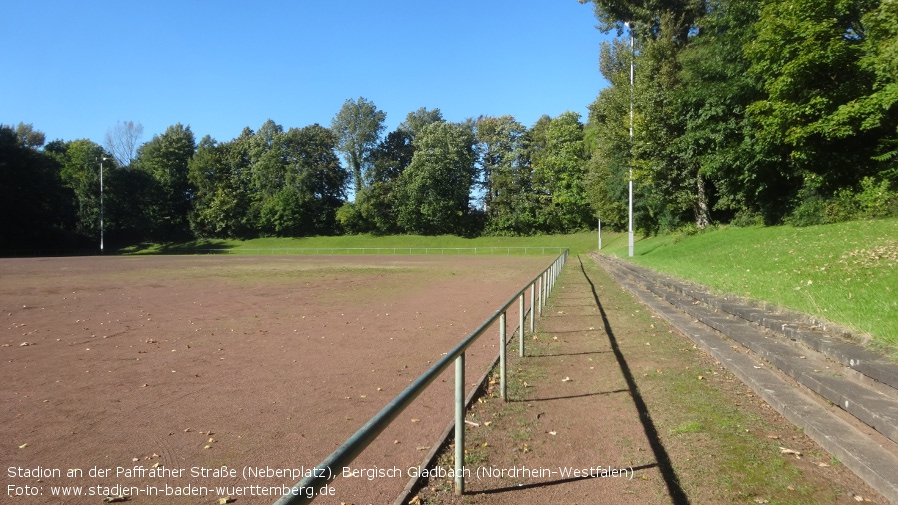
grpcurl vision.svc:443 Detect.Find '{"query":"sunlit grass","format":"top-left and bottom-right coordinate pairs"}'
top-left (601, 219), bottom-right (898, 352)
top-left (124, 220), bottom-right (897, 352)
top-left (121, 232), bottom-right (603, 256)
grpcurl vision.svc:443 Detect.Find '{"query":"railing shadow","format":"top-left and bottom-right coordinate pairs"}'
top-left (516, 389), bottom-right (628, 403)
top-left (474, 462), bottom-right (659, 495)
top-left (576, 254), bottom-right (691, 505)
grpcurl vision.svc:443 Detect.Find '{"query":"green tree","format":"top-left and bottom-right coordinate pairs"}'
top-left (832, 0), bottom-right (898, 182)
top-left (746, 0), bottom-right (881, 199)
top-left (240, 121), bottom-right (347, 237)
top-left (48, 138), bottom-right (110, 237)
top-left (0, 125), bottom-right (76, 248)
top-left (475, 115), bottom-right (530, 234)
top-left (188, 134), bottom-right (255, 238)
top-left (14, 123), bottom-right (46, 149)
top-left (395, 122), bottom-right (476, 235)
top-left (584, 38), bottom-right (633, 231)
top-left (331, 97), bottom-right (386, 198)
top-left (673, 0), bottom-right (764, 223)
top-left (341, 128), bottom-right (416, 234)
top-left (532, 112), bottom-right (591, 233)
top-left (135, 123), bottom-right (196, 240)
top-left (399, 107), bottom-right (445, 139)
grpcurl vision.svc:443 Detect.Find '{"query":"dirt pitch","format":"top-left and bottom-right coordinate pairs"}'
top-left (1, 254), bottom-right (552, 505)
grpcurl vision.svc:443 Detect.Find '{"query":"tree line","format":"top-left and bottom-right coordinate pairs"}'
top-left (1, 102), bottom-right (595, 250)
top-left (3, 0), bottom-right (897, 251)
top-left (581, 0), bottom-right (898, 230)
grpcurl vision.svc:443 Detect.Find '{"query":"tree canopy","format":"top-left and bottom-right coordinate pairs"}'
top-left (5, 0), bottom-right (898, 250)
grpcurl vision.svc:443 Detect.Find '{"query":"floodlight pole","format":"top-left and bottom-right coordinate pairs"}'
top-left (627, 21), bottom-right (635, 258)
top-left (100, 156), bottom-right (107, 254)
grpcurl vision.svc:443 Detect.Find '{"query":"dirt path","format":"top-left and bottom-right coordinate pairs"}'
top-left (415, 255), bottom-right (884, 505)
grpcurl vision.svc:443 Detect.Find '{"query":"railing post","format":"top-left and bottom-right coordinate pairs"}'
top-left (519, 293), bottom-right (525, 357)
top-left (537, 276), bottom-right (543, 316)
top-left (529, 282), bottom-right (535, 334)
top-left (499, 312), bottom-right (507, 401)
top-left (455, 353), bottom-right (465, 495)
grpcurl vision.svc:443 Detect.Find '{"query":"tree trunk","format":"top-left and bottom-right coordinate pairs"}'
top-left (694, 173), bottom-right (710, 229)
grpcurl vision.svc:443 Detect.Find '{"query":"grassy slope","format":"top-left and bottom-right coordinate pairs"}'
top-left (600, 219), bottom-right (898, 352)
top-left (122, 232), bottom-right (602, 256)
top-left (125, 219), bottom-right (896, 350)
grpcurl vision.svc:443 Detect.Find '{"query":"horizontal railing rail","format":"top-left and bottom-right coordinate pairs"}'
top-left (273, 249), bottom-right (569, 504)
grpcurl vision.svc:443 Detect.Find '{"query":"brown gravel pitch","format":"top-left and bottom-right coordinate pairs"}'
top-left (0, 254), bottom-right (551, 505)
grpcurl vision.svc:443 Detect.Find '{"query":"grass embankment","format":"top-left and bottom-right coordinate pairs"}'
top-left (600, 218), bottom-right (898, 353)
top-left (121, 233), bottom-right (602, 256)
top-left (124, 220), bottom-right (896, 353)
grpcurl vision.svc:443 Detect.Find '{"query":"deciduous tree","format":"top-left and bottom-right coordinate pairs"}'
top-left (331, 97), bottom-right (386, 198)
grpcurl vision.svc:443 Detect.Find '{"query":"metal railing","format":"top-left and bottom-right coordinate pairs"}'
top-left (273, 249), bottom-right (569, 504)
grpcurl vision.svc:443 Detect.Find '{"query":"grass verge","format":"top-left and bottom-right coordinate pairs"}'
top-left (119, 232), bottom-right (601, 256)
top-left (600, 218), bottom-right (898, 353)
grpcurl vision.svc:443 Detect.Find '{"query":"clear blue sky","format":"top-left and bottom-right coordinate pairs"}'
top-left (2, 1), bottom-right (612, 146)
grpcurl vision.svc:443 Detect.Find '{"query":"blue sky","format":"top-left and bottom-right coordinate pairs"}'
top-left (2, 1), bottom-right (612, 147)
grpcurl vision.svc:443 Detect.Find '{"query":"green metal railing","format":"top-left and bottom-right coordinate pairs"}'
top-left (273, 249), bottom-right (569, 504)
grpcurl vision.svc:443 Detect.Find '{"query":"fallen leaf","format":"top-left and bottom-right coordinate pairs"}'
top-left (18, 443), bottom-right (27, 449)
top-left (779, 447), bottom-right (802, 458)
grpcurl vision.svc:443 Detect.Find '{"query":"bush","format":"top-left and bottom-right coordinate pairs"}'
top-left (730, 210), bottom-right (765, 228)
top-left (336, 202), bottom-right (369, 235)
top-left (856, 177), bottom-right (898, 218)
top-left (789, 176), bottom-right (898, 226)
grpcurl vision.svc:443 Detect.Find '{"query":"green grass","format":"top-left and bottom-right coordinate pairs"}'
top-left (601, 218), bottom-right (898, 353)
top-left (122, 220), bottom-right (897, 352)
top-left (120, 232), bottom-right (602, 256)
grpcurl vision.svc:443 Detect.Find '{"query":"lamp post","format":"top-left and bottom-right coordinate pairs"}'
top-left (626, 21), bottom-right (635, 258)
top-left (99, 156), bottom-right (107, 254)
